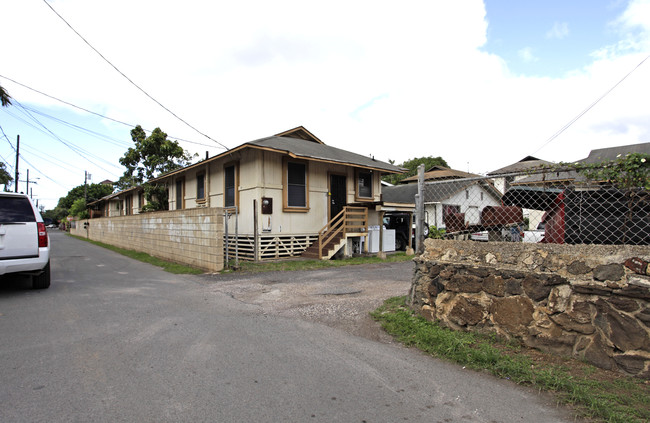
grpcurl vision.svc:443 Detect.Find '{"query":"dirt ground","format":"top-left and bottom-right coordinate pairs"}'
top-left (200, 261), bottom-right (415, 342)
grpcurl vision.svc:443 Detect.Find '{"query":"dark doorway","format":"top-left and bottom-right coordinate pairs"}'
top-left (329, 174), bottom-right (347, 220)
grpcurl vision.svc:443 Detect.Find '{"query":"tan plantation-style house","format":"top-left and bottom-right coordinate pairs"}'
top-left (89, 127), bottom-right (406, 260)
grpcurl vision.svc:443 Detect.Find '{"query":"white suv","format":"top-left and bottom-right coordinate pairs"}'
top-left (0, 192), bottom-right (50, 289)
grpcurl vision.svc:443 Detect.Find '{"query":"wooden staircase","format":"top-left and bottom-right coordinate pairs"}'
top-left (302, 207), bottom-right (368, 260)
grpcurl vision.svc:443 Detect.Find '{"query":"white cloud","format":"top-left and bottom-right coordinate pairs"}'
top-left (546, 21), bottom-right (570, 39)
top-left (518, 47), bottom-right (540, 63)
top-left (0, 0), bottom-right (649, 208)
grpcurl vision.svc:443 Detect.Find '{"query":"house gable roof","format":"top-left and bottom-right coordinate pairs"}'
top-left (487, 156), bottom-right (553, 176)
top-left (152, 127), bottom-right (404, 182)
top-left (400, 166), bottom-right (480, 184)
top-left (245, 136), bottom-right (402, 173)
top-left (273, 126), bottom-right (324, 144)
top-left (580, 142), bottom-right (650, 164)
top-left (509, 142), bottom-right (650, 186)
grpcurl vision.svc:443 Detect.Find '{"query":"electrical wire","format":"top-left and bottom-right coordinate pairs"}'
top-left (9, 100), bottom-right (121, 173)
top-left (3, 107), bottom-right (121, 172)
top-left (0, 124), bottom-right (16, 172)
top-left (41, 0), bottom-right (230, 152)
top-left (0, 74), bottom-right (226, 150)
top-left (533, 54), bottom-right (650, 155)
top-left (20, 143), bottom-right (80, 175)
top-left (0, 123), bottom-right (66, 189)
top-left (17, 105), bottom-right (131, 148)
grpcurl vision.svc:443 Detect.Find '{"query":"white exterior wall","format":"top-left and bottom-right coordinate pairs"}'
top-left (425, 185), bottom-right (501, 229)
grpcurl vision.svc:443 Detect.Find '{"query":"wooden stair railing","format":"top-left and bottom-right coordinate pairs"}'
top-left (307, 207), bottom-right (368, 259)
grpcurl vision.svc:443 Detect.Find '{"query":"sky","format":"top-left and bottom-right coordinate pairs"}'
top-left (1, 0), bottom-right (649, 210)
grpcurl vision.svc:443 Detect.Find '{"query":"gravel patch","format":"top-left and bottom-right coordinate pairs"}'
top-left (198, 261), bottom-right (415, 342)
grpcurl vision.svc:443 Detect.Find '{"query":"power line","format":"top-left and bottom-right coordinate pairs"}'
top-left (0, 122), bottom-right (66, 189)
top-left (9, 100), bottom-right (121, 174)
top-left (3, 106), bottom-right (120, 171)
top-left (0, 124), bottom-right (16, 172)
top-left (20, 143), bottom-right (80, 175)
top-left (0, 74), bottom-right (227, 150)
top-left (533, 54), bottom-right (650, 155)
top-left (17, 105), bottom-right (131, 148)
top-left (41, 0), bottom-right (230, 151)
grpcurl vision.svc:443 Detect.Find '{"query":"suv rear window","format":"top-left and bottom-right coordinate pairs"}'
top-left (0, 197), bottom-right (36, 223)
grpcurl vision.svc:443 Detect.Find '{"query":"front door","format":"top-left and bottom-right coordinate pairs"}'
top-left (329, 174), bottom-right (347, 220)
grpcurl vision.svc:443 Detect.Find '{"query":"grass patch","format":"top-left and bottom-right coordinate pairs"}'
top-left (69, 233), bottom-right (412, 275)
top-left (223, 252), bottom-right (413, 273)
top-left (371, 296), bottom-right (650, 423)
top-left (68, 234), bottom-right (204, 274)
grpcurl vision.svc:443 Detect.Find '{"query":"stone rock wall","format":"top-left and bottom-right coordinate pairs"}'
top-left (411, 239), bottom-right (650, 377)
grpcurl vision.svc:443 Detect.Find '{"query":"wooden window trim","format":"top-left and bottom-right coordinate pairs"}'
top-left (175, 178), bottom-right (185, 210)
top-left (283, 157), bottom-right (310, 212)
top-left (196, 172), bottom-right (206, 203)
top-left (355, 169), bottom-right (374, 201)
top-left (223, 161), bottom-right (239, 210)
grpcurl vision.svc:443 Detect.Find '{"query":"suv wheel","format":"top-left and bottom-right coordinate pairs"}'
top-left (32, 261), bottom-right (51, 289)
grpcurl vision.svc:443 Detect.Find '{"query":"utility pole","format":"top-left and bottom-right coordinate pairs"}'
top-left (26, 169), bottom-right (29, 195)
top-left (84, 171), bottom-right (91, 206)
top-left (14, 135), bottom-right (19, 193)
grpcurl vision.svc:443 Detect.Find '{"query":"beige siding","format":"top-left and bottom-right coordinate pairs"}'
top-left (159, 148), bottom-right (386, 236)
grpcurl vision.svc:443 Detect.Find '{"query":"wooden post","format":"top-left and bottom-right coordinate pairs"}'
top-left (224, 209), bottom-right (229, 268)
top-left (416, 164), bottom-right (425, 255)
top-left (253, 199), bottom-right (259, 262)
top-left (378, 210), bottom-right (386, 259)
top-left (363, 208), bottom-right (369, 253)
top-left (235, 206), bottom-right (239, 267)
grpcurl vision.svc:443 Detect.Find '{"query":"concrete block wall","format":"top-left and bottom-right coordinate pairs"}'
top-left (71, 208), bottom-right (224, 272)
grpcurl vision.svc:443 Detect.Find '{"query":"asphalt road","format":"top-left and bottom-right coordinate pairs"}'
top-left (0, 231), bottom-right (573, 422)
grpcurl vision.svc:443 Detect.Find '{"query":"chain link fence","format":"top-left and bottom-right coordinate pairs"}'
top-left (416, 167), bottom-right (649, 245)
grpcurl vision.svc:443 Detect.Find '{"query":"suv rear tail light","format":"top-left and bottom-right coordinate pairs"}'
top-left (37, 222), bottom-right (48, 247)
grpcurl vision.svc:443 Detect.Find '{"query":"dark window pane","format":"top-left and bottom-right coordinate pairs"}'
top-left (288, 185), bottom-right (306, 207)
top-left (225, 165), bottom-right (235, 207)
top-left (288, 162), bottom-right (305, 185)
top-left (287, 162), bottom-right (306, 207)
top-left (358, 172), bottom-right (372, 198)
top-left (176, 180), bottom-right (183, 210)
top-left (197, 174), bottom-right (205, 199)
top-left (0, 197), bottom-right (36, 223)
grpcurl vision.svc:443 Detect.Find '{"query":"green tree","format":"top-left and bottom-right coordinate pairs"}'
top-left (0, 162), bottom-right (13, 190)
top-left (0, 85), bottom-right (11, 107)
top-left (116, 125), bottom-right (192, 190)
top-left (68, 198), bottom-right (89, 219)
top-left (0, 86), bottom-right (12, 190)
top-left (577, 153), bottom-right (649, 190)
top-left (56, 183), bottom-right (114, 210)
top-left (42, 207), bottom-right (67, 224)
top-left (116, 125), bottom-right (193, 211)
top-left (382, 156), bottom-right (449, 185)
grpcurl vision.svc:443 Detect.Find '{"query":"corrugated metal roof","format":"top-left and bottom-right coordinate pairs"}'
top-left (383, 179), bottom-right (501, 204)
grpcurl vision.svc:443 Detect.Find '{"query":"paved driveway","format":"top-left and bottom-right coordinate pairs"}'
top-left (198, 261), bottom-right (414, 342)
top-left (0, 232), bottom-right (573, 422)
